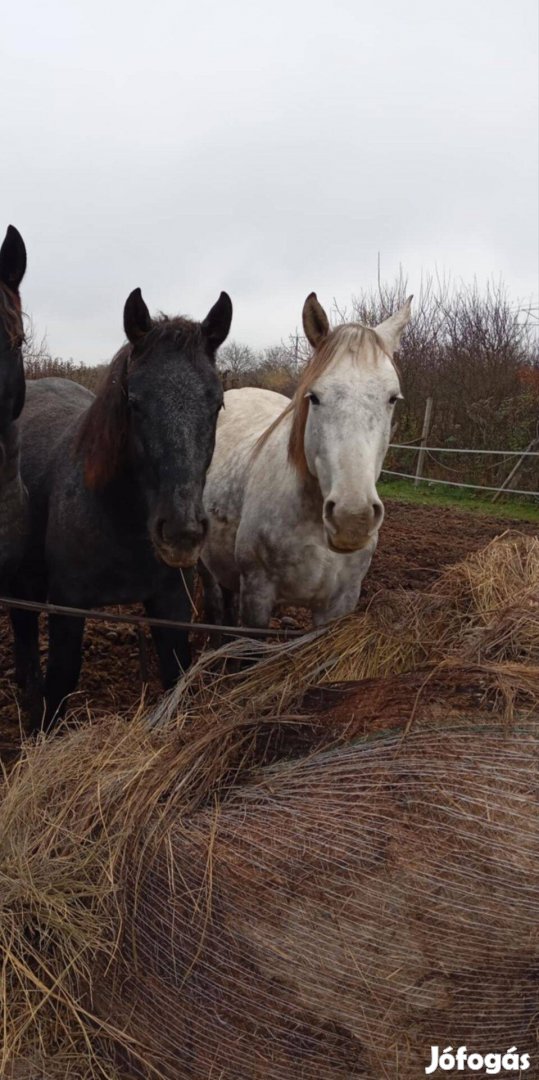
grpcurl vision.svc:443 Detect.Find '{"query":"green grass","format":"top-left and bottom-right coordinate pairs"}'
top-left (379, 476), bottom-right (539, 522)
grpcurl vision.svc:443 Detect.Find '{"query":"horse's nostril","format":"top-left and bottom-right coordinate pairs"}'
top-left (325, 500), bottom-right (336, 522)
top-left (155, 514), bottom-right (207, 550)
top-left (372, 501), bottom-right (383, 524)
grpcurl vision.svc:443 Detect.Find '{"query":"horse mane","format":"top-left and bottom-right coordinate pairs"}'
top-left (77, 346), bottom-right (131, 490)
top-left (0, 283), bottom-right (24, 347)
top-left (255, 324), bottom-right (389, 479)
top-left (76, 316), bottom-right (203, 491)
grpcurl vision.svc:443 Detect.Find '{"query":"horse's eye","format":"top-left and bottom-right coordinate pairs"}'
top-left (306, 391), bottom-right (320, 405)
top-left (389, 394), bottom-right (402, 406)
top-left (129, 397), bottom-right (142, 415)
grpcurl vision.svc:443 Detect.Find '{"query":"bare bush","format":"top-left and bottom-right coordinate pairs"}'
top-left (332, 273), bottom-right (538, 490)
top-left (19, 276), bottom-right (539, 491)
top-left (23, 320), bottom-right (107, 393)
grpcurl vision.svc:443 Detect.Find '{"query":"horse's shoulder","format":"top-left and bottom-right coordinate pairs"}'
top-left (24, 379), bottom-right (94, 431)
top-left (20, 379), bottom-right (94, 498)
top-left (219, 386), bottom-right (289, 440)
top-left (224, 386), bottom-right (289, 407)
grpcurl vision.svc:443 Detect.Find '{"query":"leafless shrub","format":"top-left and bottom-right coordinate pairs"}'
top-left (20, 276), bottom-right (538, 489)
top-left (23, 320), bottom-right (107, 393)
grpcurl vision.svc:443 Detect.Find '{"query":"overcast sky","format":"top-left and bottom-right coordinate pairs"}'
top-left (2, 0), bottom-right (537, 364)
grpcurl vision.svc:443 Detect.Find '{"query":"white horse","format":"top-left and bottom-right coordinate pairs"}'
top-left (202, 292), bottom-right (412, 628)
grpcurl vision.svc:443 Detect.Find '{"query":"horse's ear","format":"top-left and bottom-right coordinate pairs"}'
top-left (302, 293), bottom-right (330, 349)
top-left (201, 292), bottom-right (233, 354)
top-left (0, 225), bottom-right (27, 292)
top-left (375, 295), bottom-right (413, 355)
top-left (124, 288), bottom-right (152, 344)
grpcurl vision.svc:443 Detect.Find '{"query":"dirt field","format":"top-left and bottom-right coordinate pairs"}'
top-left (1, 500), bottom-right (536, 761)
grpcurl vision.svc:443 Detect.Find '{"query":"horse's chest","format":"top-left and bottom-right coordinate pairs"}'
top-left (83, 543), bottom-right (163, 603)
top-left (47, 498), bottom-right (166, 605)
top-left (270, 540), bottom-right (346, 605)
top-left (254, 519), bottom-right (373, 611)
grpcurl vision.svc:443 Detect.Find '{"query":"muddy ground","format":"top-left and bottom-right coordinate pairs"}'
top-left (1, 501), bottom-right (536, 761)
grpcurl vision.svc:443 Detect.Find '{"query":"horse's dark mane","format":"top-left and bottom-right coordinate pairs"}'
top-left (0, 282), bottom-right (24, 347)
top-left (77, 347), bottom-right (130, 490)
top-left (137, 314), bottom-right (203, 355)
top-left (77, 316), bottom-right (205, 491)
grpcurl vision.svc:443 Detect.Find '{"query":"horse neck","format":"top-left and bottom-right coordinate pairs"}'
top-left (0, 420), bottom-right (21, 487)
top-left (261, 408), bottom-right (324, 520)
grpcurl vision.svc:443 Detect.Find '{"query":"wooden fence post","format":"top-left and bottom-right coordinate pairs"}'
top-left (414, 396), bottom-right (433, 486)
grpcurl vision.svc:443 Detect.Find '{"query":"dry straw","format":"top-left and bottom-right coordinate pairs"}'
top-left (149, 530), bottom-right (539, 727)
top-left (0, 533), bottom-right (538, 1078)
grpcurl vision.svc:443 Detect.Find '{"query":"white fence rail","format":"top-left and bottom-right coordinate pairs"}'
top-left (390, 443), bottom-right (539, 457)
top-left (384, 442), bottom-right (539, 499)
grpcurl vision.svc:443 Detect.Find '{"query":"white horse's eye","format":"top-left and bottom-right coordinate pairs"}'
top-left (389, 393), bottom-right (402, 406)
top-left (306, 391), bottom-right (320, 405)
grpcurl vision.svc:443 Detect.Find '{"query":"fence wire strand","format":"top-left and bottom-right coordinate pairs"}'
top-left (382, 469), bottom-right (538, 497)
top-left (0, 596), bottom-right (304, 639)
top-left (389, 443), bottom-right (539, 457)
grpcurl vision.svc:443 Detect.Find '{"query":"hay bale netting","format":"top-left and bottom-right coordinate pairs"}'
top-left (1, 710), bottom-right (539, 1079)
top-left (2, 533), bottom-right (539, 1077)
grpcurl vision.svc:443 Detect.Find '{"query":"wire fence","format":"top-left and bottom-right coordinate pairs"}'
top-left (384, 441), bottom-right (539, 498)
top-left (381, 469), bottom-right (538, 497)
top-left (389, 443), bottom-right (539, 457)
top-left (0, 595), bottom-right (304, 639)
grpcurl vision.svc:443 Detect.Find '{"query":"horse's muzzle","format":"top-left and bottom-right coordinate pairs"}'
top-left (151, 515), bottom-right (208, 569)
top-left (323, 497), bottom-right (384, 553)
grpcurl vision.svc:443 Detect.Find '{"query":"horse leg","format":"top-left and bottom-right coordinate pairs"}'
top-left (145, 575), bottom-right (193, 689)
top-left (198, 561), bottom-right (225, 649)
top-left (212, 585), bottom-right (240, 651)
top-left (198, 561), bottom-right (224, 624)
top-left (9, 608), bottom-right (44, 728)
top-left (198, 561), bottom-right (240, 649)
top-left (314, 550), bottom-right (374, 627)
top-left (222, 586), bottom-right (238, 626)
top-left (239, 571), bottom-right (275, 630)
top-left (44, 613), bottom-right (86, 730)
top-left (10, 608), bottom-right (41, 690)
top-left (312, 588), bottom-right (359, 628)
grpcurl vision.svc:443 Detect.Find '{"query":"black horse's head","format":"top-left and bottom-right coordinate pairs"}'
top-left (0, 226), bottom-right (26, 449)
top-left (78, 288), bottom-right (232, 568)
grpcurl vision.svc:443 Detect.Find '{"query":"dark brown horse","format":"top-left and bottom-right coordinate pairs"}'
top-left (0, 225), bottom-right (28, 588)
top-left (11, 286), bottom-right (232, 728)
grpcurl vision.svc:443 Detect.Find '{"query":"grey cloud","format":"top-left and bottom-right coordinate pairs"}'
top-left (2, 0), bottom-right (537, 363)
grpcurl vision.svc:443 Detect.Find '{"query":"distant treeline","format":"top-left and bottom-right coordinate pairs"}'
top-left (24, 275), bottom-right (539, 491)
top-left (24, 355), bottom-right (107, 393)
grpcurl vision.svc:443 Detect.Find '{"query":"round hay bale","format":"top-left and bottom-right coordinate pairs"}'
top-left (1, 534), bottom-right (538, 1077)
top-left (1, 710), bottom-right (538, 1078)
